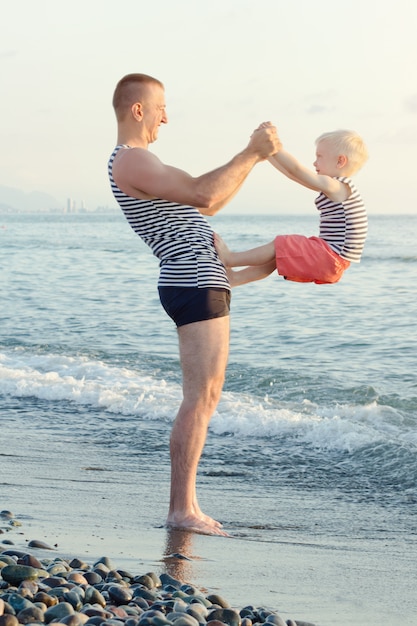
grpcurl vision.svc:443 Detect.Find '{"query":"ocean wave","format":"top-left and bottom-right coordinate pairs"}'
top-left (0, 348), bottom-right (180, 420)
top-left (1, 347), bottom-right (415, 458)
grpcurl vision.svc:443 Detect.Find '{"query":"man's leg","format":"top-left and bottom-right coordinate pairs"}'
top-left (166, 315), bottom-right (230, 535)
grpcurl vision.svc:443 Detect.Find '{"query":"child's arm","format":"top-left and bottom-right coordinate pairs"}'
top-left (269, 149), bottom-right (348, 202)
top-left (226, 261), bottom-right (276, 288)
top-left (266, 154), bottom-right (312, 186)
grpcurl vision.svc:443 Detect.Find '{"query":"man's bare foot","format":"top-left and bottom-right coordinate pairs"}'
top-left (193, 506), bottom-right (223, 529)
top-left (166, 513), bottom-right (230, 536)
top-left (213, 233), bottom-right (233, 267)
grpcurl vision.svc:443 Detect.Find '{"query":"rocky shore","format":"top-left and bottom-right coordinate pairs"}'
top-left (0, 511), bottom-right (315, 626)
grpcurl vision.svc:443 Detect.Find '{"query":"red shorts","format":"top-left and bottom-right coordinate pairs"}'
top-left (274, 235), bottom-right (350, 284)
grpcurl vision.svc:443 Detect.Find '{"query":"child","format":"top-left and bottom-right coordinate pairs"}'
top-left (214, 128), bottom-right (368, 287)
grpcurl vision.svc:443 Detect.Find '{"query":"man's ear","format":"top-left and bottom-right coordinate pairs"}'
top-left (337, 154), bottom-right (348, 169)
top-left (131, 102), bottom-right (143, 121)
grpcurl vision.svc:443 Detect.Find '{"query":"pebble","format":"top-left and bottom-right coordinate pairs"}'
top-left (0, 615), bottom-right (19, 626)
top-left (16, 605), bottom-right (45, 624)
top-left (0, 566), bottom-right (40, 586)
top-left (0, 513), bottom-right (14, 521)
top-left (206, 609), bottom-right (240, 626)
top-left (27, 540), bottom-right (53, 551)
top-left (0, 546), bottom-right (316, 626)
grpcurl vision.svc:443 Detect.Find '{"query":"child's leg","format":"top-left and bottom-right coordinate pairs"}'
top-left (214, 233), bottom-right (275, 268)
top-left (227, 260), bottom-right (276, 287)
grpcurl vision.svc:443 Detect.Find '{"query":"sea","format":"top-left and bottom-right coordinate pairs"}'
top-left (1, 211), bottom-right (416, 625)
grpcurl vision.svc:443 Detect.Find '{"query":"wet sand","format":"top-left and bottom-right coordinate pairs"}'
top-left (1, 421), bottom-right (415, 626)
top-left (2, 499), bottom-right (414, 626)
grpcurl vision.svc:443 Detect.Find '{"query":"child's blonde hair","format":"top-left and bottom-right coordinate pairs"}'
top-left (316, 130), bottom-right (368, 175)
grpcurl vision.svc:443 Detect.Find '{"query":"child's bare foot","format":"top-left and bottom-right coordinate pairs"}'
top-left (213, 232), bottom-right (233, 267)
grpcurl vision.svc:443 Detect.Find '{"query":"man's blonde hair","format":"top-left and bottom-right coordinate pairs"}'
top-left (112, 73), bottom-right (164, 122)
top-left (316, 130), bottom-right (368, 175)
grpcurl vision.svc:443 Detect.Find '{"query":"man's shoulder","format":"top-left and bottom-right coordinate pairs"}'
top-left (114, 145), bottom-right (163, 172)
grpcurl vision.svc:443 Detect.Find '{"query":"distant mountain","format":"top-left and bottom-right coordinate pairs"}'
top-left (0, 185), bottom-right (62, 213)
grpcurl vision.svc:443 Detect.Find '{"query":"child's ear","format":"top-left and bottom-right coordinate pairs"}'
top-left (337, 154), bottom-right (348, 169)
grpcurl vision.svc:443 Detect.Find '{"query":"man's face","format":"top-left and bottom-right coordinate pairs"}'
top-left (142, 83), bottom-right (168, 143)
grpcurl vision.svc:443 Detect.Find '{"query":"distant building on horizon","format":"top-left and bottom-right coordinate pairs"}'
top-left (66, 198), bottom-right (89, 213)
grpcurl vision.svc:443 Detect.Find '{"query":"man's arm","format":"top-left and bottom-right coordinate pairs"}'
top-left (200, 178), bottom-right (247, 215)
top-left (112, 126), bottom-right (280, 214)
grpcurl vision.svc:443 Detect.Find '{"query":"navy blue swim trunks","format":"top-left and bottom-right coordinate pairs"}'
top-left (158, 286), bottom-right (231, 327)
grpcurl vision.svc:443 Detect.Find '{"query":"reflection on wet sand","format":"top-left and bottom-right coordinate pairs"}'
top-left (162, 528), bottom-right (197, 584)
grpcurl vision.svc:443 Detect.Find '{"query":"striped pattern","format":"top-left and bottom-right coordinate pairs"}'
top-left (108, 146), bottom-right (230, 289)
top-left (316, 177), bottom-right (367, 263)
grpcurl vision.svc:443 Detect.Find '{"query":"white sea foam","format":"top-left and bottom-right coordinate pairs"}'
top-left (1, 348), bottom-right (414, 455)
top-left (0, 349), bottom-right (179, 420)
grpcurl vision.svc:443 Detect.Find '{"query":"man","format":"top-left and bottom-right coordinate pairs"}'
top-left (108, 73), bottom-right (279, 535)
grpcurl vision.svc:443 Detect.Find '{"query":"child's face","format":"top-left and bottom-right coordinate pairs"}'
top-left (313, 140), bottom-right (341, 176)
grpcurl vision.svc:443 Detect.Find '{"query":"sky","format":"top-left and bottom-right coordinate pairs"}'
top-left (1, 0), bottom-right (417, 214)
